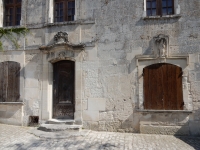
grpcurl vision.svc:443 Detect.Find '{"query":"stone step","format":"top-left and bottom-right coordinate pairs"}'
top-left (46, 119), bottom-right (75, 125)
top-left (38, 124), bottom-right (82, 132)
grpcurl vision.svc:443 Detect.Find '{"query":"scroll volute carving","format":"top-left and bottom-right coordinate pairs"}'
top-left (54, 31), bottom-right (69, 44)
top-left (153, 34), bottom-right (169, 58)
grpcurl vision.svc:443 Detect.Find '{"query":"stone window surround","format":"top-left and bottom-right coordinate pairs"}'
top-left (0, 51), bottom-right (25, 105)
top-left (143, 0), bottom-right (181, 18)
top-left (0, 0), bottom-right (27, 27)
top-left (136, 56), bottom-right (193, 112)
top-left (47, 0), bottom-right (79, 24)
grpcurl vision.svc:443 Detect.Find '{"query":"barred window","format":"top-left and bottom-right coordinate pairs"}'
top-left (54, 0), bottom-right (75, 22)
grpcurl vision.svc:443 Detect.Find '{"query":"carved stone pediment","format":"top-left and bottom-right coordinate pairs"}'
top-left (153, 34), bottom-right (169, 58)
top-left (39, 31), bottom-right (85, 52)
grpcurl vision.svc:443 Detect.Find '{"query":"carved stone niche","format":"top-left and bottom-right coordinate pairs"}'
top-left (153, 34), bottom-right (169, 58)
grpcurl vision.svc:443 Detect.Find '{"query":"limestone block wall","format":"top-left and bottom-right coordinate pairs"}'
top-left (23, 50), bottom-right (42, 125)
top-left (0, 0), bottom-right (200, 135)
top-left (80, 0), bottom-right (200, 134)
top-left (0, 104), bottom-right (23, 126)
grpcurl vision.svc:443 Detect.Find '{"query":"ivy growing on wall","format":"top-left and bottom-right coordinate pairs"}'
top-left (0, 27), bottom-right (29, 50)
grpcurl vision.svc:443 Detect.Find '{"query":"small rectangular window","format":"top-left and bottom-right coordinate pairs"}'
top-left (54, 0), bottom-right (75, 22)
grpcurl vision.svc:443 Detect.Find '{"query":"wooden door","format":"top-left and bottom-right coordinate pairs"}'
top-left (143, 63), bottom-right (183, 110)
top-left (53, 60), bottom-right (75, 119)
top-left (0, 61), bottom-right (20, 102)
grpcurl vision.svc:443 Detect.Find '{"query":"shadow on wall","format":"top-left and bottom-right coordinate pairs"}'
top-left (21, 51), bottom-right (43, 126)
top-left (175, 108), bottom-right (200, 150)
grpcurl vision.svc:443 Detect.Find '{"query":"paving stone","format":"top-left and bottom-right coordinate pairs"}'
top-left (1, 124), bottom-right (200, 150)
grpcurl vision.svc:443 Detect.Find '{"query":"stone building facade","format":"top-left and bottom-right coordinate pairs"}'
top-left (0, 0), bottom-right (200, 135)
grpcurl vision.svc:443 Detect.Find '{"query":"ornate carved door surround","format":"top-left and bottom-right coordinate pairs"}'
top-left (40, 31), bottom-right (85, 122)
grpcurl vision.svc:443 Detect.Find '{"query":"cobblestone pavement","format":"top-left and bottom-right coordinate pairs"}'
top-left (1, 124), bottom-right (200, 150)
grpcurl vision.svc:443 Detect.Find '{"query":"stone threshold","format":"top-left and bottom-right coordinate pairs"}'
top-left (136, 109), bottom-right (193, 113)
top-left (38, 124), bottom-right (82, 132)
top-left (47, 119), bottom-right (75, 124)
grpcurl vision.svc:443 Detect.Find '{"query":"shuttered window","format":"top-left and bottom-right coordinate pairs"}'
top-left (143, 63), bottom-right (184, 110)
top-left (0, 61), bottom-right (20, 102)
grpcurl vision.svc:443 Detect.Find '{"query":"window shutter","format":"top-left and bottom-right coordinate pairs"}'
top-left (0, 62), bottom-right (7, 102)
top-left (143, 63), bottom-right (183, 110)
top-left (0, 61), bottom-right (20, 102)
top-left (7, 62), bottom-right (20, 102)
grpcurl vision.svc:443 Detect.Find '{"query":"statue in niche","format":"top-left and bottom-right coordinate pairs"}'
top-left (153, 34), bottom-right (168, 58)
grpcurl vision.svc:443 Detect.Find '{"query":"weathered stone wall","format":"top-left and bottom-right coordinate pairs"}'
top-left (0, 104), bottom-right (23, 126)
top-left (0, 0), bottom-right (200, 135)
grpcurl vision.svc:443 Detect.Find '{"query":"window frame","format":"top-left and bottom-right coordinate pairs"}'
top-left (146, 0), bottom-right (174, 17)
top-left (4, 0), bottom-right (22, 27)
top-left (54, 0), bottom-right (75, 23)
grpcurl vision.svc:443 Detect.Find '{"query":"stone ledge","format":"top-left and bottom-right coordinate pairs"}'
top-left (136, 109), bottom-right (193, 113)
top-left (44, 20), bottom-right (95, 27)
top-left (0, 102), bottom-right (24, 105)
top-left (142, 14), bottom-right (181, 20)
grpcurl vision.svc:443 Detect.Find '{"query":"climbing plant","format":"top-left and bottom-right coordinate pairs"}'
top-left (0, 27), bottom-right (29, 50)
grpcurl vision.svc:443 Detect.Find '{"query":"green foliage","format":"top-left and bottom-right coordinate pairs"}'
top-left (0, 27), bottom-right (29, 51)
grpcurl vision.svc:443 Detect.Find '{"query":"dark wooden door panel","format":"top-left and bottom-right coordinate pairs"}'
top-left (0, 61), bottom-right (20, 102)
top-left (53, 60), bottom-right (75, 119)
top-left (143, 63), bottom-right (183, 110)
top-left (7, 61), bottom-right (20, 102)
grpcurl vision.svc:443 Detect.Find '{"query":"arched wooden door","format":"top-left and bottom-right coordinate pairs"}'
top-left (53, 60), bottom-right (75, 119)
top-left (143, 63), bottom-right (184, 110)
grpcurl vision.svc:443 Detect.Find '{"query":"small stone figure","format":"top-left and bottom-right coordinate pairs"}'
top-left (157, 38), bottom-right (166, 57)
top-left (153, 34), bottom-right (168, 58)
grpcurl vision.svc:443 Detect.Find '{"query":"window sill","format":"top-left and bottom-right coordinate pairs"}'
top-left (1, 25), bottom-right (25, 29)
top-left (0, 102), bottom-right (24, 105)
top-left (136, 109), bottom-right (193, 113)
top-left (44, 20), bottom-right (95, 27)
top-left (142, 14), bottom-right (181, 20)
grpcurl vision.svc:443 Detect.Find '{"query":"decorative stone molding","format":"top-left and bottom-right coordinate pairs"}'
top-left (39, 32), bottom-right (85, 53)
top-left (40, 32), bottom-right (84, 125)
top-left (54, 31), bottom-right (68, 43)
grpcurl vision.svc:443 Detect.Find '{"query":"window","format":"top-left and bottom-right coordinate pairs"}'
top-left (4, 0), bottom-right (22, 26)
top-left (146, 0), bottom-right (174, 16)
top-left (143, 63), bottom-right (184, 110)
top-left (0, 61), bottom-right (20, 102)
top-left (54, 0), bottom-right (75, 22)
